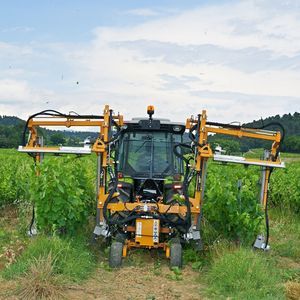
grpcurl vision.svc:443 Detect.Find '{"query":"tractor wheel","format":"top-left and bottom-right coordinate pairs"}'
top-left (170, 242), bottom-right (182, 268)
top-left (109, 241), bottom-right (123, 268)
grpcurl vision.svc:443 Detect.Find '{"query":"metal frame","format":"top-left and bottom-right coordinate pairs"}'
top-left (20, 106), bottom-right (284, 259)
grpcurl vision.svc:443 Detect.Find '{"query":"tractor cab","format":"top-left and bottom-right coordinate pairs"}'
top-left (117, 116), bottom-right (185, 202)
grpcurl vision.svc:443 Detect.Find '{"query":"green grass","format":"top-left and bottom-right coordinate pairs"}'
top-left (2, 235), bottom-right (95, 283)
top-left (205, 247), bottom-right (284, 299)
top-left (0, 228), bottom-right (11, 248)
top-left (270, 210), bottom-right (300, 261)
top-left (244, 148), bottom-right (300, 160)
top-left (179, 208), bottom-right (300, 299)
top-left (282, 153), bottom-right (300, 158)
top-left (1, 148), bottom-right (299, 299)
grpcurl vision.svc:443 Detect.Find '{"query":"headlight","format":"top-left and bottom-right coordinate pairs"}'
top-left (173, 125), bottom-right (182, 132)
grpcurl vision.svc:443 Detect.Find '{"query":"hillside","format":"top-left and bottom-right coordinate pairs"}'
top-left (0, 112), bottom-right (299, 152)
top-left (242, 112), bottom-right (300, 153)
top-left (208, 112), bottom-right (300, 153)
top-left (0, 115), bottom-right (98, 148)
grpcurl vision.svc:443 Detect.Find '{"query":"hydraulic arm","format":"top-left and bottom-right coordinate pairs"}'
top-left (185, 110), bottom-right (284, 249)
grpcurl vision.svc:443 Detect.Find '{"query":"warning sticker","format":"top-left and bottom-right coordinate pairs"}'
top-left (136, 221), bottom-right (142, 237)
top-left (153, 219), bottom-right (159, 243)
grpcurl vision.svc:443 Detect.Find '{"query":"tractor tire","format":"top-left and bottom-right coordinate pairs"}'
top-left (170, 242), bottom-right (183, 268)
top-left (109, 241), bottom-right (123, 268)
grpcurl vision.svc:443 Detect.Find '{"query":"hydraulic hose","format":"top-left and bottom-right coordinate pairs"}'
top-left (256, 122), bottom-right (285, 159)
top-left (22, 109), bottom-right (123, 147)
top-left (103, 179), bottom-right (118, 225)
top-left (173, 143), bottom-right (192, 164)
top-left (193, 120), bottom-right (285, 151)
top-left (102, 116), bottom-right (122, 226)
top-left (23, 110), bottom-right (65, 146)
top-left (173, 143), bottom-right (193, 231)
top-left (189, 124), bottom-right (201, 147)
top-left (263, 167), bottom-right (274, 249)
top-left (28, 205), bottom-right (35, 236)
top-left (104, 119), bottom-right (124, 145)
top-left (182, 163), bottom-right (192, 231)
top-left (259, 123), bottom-right (285, 248)
top-left (22, 109), bottom-right (105, 146)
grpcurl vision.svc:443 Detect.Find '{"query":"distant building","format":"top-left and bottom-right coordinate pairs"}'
top-left (214, 145), bottom-right (226, 155)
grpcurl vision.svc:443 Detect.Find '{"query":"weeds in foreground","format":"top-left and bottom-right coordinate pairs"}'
top-left (2, 235), bottom-right (95, 283)
top-left (270, 209), bottom-right (300, 261)
top-left (183, 247), bottom-right (208, 271)
top-left (286, 281), bottom-right (300, 300)
top-left (166, 266), bottom-right (183, 281)
top-left (152, 260), bottom-right (162, 276)
top-left (16, 252), bottom-right (65, 300)
top-left (205, 247), bottom-right (284, 299)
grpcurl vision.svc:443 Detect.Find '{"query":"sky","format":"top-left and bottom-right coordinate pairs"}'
top-left (0, 0), bottom-right (300, 125)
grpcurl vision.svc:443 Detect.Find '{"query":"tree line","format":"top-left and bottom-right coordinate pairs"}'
top-left (0, 112), bottom-right (299, 153)
top-left (0, 115), bottom-right (98, 148)
top-left (208, 112), bottom-right (300, 153)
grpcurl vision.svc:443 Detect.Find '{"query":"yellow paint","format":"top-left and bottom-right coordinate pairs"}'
top-left (135, 218), bottom-right (160, 247)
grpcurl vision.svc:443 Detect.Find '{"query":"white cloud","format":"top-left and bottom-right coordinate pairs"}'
top-left (0, 0), bottom-right (299, 124)
top-left (66, 1), bottom-right (300, 122)
top-left (0, 79), bottom-right (56, 118)
top-left (1, 26), bottom-right (34, 33)
top-left (0, 79), bottom-right (37, 101)
top-left (94, 1), bottom-right (300, 56)
top-left (0, 41), bottom-right (33, 57)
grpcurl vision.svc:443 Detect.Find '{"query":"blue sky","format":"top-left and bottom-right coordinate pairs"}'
top-left (0, 0), bottom-right (299, 123)
top-left (1, 0), bottom-right (224, 43)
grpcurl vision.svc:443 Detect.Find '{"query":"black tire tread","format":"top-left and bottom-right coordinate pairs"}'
top-left (170, 242), bottom-right (182, 268)
top-left (109, 241), bottom-right (123, 268)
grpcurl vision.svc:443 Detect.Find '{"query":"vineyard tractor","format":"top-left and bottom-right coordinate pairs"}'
top-left (19, 105), bottom-right (285, 267)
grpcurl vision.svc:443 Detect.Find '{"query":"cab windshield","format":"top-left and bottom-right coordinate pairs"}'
top-left (118, 131), bottom-right (183, 179)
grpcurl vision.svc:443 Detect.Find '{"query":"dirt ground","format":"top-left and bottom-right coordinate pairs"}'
top-left (0, 264), bottom-right (203, 300)
top-left (65, 265), bottom-right (202, 300)
top-left (0, 205), bottom-right (204, 300)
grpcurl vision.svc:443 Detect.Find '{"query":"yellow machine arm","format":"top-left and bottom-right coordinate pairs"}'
top-left (184, 110), bottom-right (284, 250)
top-left (186, 110), bottom-right (283, 207)
top-left (19, 105), bottom-right (123, 155)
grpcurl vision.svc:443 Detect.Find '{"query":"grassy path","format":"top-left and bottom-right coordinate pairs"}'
top-left (0, 206), bottom-right (299, 299)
